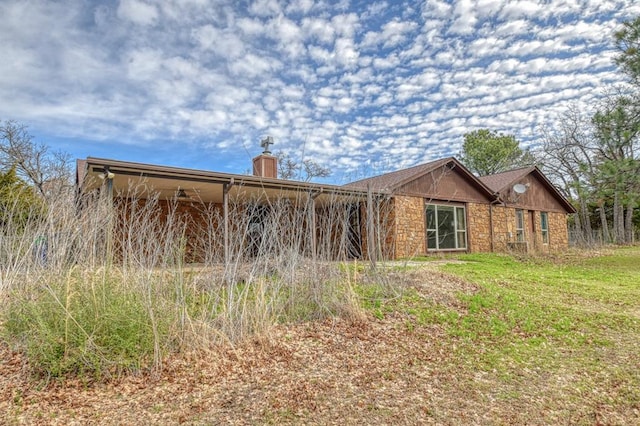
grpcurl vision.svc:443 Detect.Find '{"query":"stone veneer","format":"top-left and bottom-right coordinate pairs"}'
top-left (467, 203), bottom-right (491, 252)
top-left (490, 205), bottom-right (515, 252)
top-left (490, 205), bottom-right (570, 253)
top-left (387, 198), bottom-right (571, 258)
top-left (548, 211), bottom-right (569, 251)
top-left (393, 195), bottom-right (426, 259)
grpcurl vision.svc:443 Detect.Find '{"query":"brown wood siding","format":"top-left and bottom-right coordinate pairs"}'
top-left (396, 165), bottom-right (492, 203)
top-left (502, 174), bottom-right (568, 212)
top-left (360, 198), bottom-right (396, 261)
top-left (114, 198), bottom-right (224, 264)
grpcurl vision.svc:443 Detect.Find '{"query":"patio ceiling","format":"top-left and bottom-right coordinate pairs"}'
top-left (79, 157), bottom-right (381, 206)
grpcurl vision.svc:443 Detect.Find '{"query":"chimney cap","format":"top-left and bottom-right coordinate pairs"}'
top-left (260, 136), bottom-right (274, 154)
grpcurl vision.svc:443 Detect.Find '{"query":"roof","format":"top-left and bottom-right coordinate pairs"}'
top-left (344, 157), bottom-right (450, 191)
top-left (478, 166), bottom-right (535, 193)
top-left (344, 157), bottom-right (495, 198)
top-left (480, 166), bottom-right (576, 213)
top-left (78, 156), bottom-right (575, 213)
top-left (79, 157), bottom-right (380, 205)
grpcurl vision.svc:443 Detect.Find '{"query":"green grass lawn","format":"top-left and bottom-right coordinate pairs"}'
top-left (416, 247), bottom-right (640, 422)
top-left (355, 247), bottom-right (640, 423)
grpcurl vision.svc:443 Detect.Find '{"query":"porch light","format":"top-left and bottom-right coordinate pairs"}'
top-left (97, 171), bottom-right (115, 180)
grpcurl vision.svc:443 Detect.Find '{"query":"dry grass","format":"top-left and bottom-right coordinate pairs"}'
top-left (2, 251), bottom-right (639, 425)
top-left (0, 311), bottom-right (512, 425)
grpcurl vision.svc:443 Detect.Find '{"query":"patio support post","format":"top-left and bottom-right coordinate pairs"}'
top-left (367, 183), bottom-right (377, 267)
top-left (105, 167), bottom-right (114, 267)
top-left (223, 178), bottom-right (234, 267)
top-left (309, 190), bottom-right (322, 261)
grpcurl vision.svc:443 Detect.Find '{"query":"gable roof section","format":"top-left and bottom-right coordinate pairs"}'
top-left (344, 157), bottom-right (494, 200)
top-left (344, 158), bottom-right (451, 191)
top-left (478, 166), bottom-right (535, 193)
top-left (480, 166), bottom-right (576, 213)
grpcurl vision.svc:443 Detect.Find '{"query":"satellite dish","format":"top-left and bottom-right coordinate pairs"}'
top-left (513, 184), bottom-right (528, 194)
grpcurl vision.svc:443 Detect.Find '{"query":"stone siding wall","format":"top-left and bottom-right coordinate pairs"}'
top-left (393, 195), bottom-right (426, 259)
top-left (548, 211), bottom-right (569, 251)
top-left (490, 205), bottom-right (569, 253)
top-left (467, 203), bottom-right (491, 252)
top-left (490, 205), bottom-right (515, 252)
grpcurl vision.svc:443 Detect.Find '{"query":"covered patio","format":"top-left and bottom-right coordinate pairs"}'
top-left (77, 157), bottom-right (392, 264)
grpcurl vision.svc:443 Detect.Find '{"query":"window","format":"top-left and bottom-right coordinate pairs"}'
top-left (426, 204), bottom-right (467, 250)
top-left (515, 209), bottom-right (525, 242)
top-left (540, 212), bottom-right (549, 244)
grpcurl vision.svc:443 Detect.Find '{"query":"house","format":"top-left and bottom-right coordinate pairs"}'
top-left (76, 149), bottom-right (575, 262)
top-left (345, 158), bottom-right (576, 257)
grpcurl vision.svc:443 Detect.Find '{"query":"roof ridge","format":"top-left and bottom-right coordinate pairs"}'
top-left (479, 165), bottom-right (535, 178)
top-left (343, 157), bottom-right (451, 190)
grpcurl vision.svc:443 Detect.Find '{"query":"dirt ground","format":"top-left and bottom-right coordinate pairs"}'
top-left (1, 266), bottom-right (637, 425)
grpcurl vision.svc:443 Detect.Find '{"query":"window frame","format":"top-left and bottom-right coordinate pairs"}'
top-left (425, 203), bottom-right (467, 251)
top-left (515, 209), bottom-right (525, 242)
top-left (540, 211), bottom-right (549, 244)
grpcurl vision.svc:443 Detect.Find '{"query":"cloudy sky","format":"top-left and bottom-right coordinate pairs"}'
top-left (1, 0), bottom-right (638, 183)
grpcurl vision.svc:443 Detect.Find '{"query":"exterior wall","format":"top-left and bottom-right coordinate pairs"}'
top-left (531, 211), bottom-right (545, 253)
top-left (361, 197), bottom-right (396, 261)
top-left (490, 205), bottom-right (569, 253)
top-left (491, 205), bottom-right (516, 252)
top-left (252, 154), bottom-right (278, 178)
top-left (399, 164), bottom-right (492, 204)
top-left (113, 193), bottom-right (571, 263)
top-left (394, 195), bottom-right (426, 258)
top-left (467, 203), bottom-right (492, 252)
top-left (501, 173), bottom-right (569, 213)
top-left (114, 198), bottom-right (224, 264)
top-left (548, 211), bottom-right (569, 251)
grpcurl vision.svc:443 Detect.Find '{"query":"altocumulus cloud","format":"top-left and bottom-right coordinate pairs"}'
top-left (0, 0), bottom-right (638, 182)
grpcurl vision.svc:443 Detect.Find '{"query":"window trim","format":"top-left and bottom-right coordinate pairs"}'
top-left (425, 203), bottom-right (467, 251)
top-left (540, 211), bottom-right (549, 244)
top-left (515, 209), bottom-right (525, 242)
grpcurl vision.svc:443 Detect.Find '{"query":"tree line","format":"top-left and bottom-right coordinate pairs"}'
top-left (458, 17), bottom-right (640, 246)
top-left (537, 17), bottom-right (640, 245)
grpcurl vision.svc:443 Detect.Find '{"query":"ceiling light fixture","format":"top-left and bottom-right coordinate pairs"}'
top-left (176, 188), bottom-right (191, 200)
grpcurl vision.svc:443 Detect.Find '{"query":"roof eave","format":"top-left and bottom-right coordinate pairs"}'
top-left (82, 157), bottom-right (387, 198)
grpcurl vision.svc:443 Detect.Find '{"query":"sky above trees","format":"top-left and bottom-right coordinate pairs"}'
top-left (1, 0), bottom-right (638, 183)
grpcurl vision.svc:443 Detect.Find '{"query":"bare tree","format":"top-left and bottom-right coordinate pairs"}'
top-left (275, 151), bottom-right (301, 180)
top-left (538, 106), bottom-right (598, 245)
top-left (0, 120), bottom-right (73, 201)
top-left (275, 151), bottom-right (331, 182)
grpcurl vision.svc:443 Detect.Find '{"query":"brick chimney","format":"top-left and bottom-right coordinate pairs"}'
top-left (252, 136), bottom-right (278, 179)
